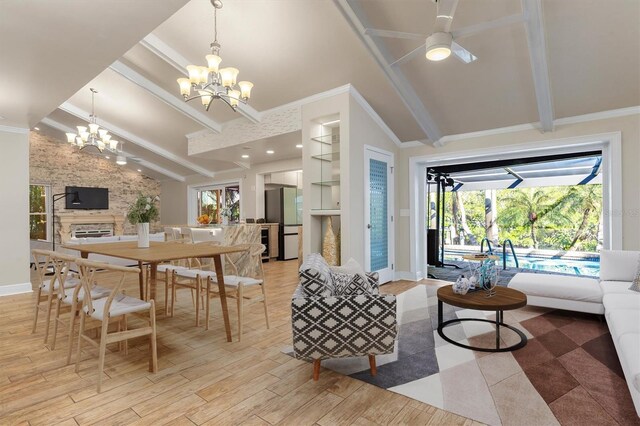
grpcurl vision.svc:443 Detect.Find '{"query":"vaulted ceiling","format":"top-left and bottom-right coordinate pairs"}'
top-left (2, 0), bottom-right (638, 181)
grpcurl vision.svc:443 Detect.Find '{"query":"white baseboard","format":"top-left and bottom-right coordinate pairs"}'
top-left (0, 282), bottom-right (33, 296)
top-left (394, 271), bottom-right (422, 281)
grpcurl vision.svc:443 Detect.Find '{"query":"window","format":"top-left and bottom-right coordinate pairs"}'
top-left (195, 183), bottom-right (241, 223)
top-left (29, 185), bottom-right (50, 241)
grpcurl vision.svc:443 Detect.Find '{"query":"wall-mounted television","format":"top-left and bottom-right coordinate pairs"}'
top-left (65, 186), bottom-right (109, 210)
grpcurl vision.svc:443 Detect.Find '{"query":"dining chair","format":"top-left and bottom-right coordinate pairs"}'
top-left (170, 241), bottom-right (220, 326)
top-left (74, 258), bottom-right (157, 393)
top-left (145, 240), bottom-right (188, 315)
top-left (31, 249), bottom-right (80, 344)
top-left (164, 226), bottom-right (176, 241)
top-left (174, 243), bottom-right (270, 339)
top-left (208, 243), bottom-right (270, 340)
top-left (48, 252), bottom-right (111, 362)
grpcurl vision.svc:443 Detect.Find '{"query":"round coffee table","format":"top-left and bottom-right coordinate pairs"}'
top-left (437, 285), bottom-right (528, 352)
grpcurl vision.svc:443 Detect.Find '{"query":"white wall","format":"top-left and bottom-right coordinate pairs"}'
top-left (395, 113), bottom-right (640, 274)
top-left (0, 127), bottom-right (30, 295)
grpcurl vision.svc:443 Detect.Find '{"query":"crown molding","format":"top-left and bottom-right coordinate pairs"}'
top-left (0, 125), bottom-right (29, 134)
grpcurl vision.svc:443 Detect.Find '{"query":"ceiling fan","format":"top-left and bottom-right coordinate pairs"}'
top-left (363, 0), bottom-right (524, 66)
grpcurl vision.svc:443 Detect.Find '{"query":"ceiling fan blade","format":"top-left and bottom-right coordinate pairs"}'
top-left (451, 13), bottom-right (524, 40)
top-left (451, 41), bottom-right (477, 64)
top-left (364, 28), bottom-right (426, 40)
top-left (434, 0), bottom-right (459, 33)
top-left (389, 43), bottom-right (426, 67)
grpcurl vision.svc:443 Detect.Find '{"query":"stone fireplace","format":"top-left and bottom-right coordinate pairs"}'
top-left (57, 212), bottom-right (125, 243)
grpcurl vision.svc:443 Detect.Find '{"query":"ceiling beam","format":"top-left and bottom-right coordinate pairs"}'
top-left (522, 0), bottom-right (554, 132)
top-left (59, 102), bottom-right (215, 178)
top-left (334, 0), bottom-right (442, 143)
top-left (109, 60), bottom-right (222, 133)
top-left (39, 117), bottom-right (187, 181)
top-left (140, 34), bottom-right (262, 124)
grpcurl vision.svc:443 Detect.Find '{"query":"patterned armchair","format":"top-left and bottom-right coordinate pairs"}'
top-left (291, 254), bottom-right (397, 380)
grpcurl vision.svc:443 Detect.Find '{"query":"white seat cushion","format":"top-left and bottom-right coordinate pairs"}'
top-left (600, 280), bottom-right (636, 295)
top-left (175, 269), bottom-right (218, 279)
top-left (603, 293), bottom-right (640, 313)
top-left (508, 273), bottom-right (602, 303)
top-left (85, 294), bottom-right (151, 320)
top-left (209, 275), bottom-right (262, 287)
top-left (618, 333), bottom-right (640, 393)
top-left (41, 277), bottom-right (80, 293)
top-left (61, 285), bottom-right (111, 303)
top-left (607, 310), bottom-right (640, 340)
top-left (157, 264), bottom-right (186, 273)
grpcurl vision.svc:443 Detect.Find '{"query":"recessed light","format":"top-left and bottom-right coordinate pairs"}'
top-left (241, 154), bottom-right (249, 159)
top-left (105, 156), bottom-right (110, 159)
top-left (296, 144), bottom-right (303, 148)
top-left (34, 127), bottom-right (40, 130)
top-left (137, 169), bottom-right (142, 172)
top-left (266, 150), bottom-right (274, 154)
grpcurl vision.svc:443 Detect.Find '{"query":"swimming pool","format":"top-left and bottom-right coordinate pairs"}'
top-left (445, 251), bottom-right (600, 277)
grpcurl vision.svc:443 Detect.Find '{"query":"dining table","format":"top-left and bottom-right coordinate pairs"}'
top-left (62, 240), bottom-right (248, 342)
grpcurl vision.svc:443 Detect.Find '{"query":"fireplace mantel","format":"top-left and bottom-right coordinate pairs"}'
top-left (57, 212), bottom-right (125, 243)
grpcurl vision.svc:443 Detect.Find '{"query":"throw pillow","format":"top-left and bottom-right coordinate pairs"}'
top-left (299, 253), bottom-right (334, 297)
top-left (332, 271), bottom-right (379, 296)
top-left (629, 254), bottom-right (640, 292)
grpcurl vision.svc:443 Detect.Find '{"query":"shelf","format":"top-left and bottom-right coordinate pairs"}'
top-left (310, 209), bottom-right (341, 216)
top-left (311, 134), bottom-right (340, 145)
top-left (311, 180), bottom-right (340, 187)
top-left (311, 151), bottom-right (340, 162)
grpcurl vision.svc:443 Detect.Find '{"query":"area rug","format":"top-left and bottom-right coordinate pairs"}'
top-left (283, 284), bottom-right (639, 425)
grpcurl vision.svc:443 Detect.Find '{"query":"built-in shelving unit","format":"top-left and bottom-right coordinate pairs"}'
top-left (306, 115), bottom-right (342, 264)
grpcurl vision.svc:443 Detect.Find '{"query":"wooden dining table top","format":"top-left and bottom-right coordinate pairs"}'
top-left (62, 240), bottom-right (247, 263)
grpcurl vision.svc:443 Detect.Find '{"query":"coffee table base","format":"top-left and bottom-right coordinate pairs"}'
top-left (437, 301), bottom-right (527, 353)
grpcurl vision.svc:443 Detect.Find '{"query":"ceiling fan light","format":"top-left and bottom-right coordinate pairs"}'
top-left (425, 32), bottom-right (453, 61)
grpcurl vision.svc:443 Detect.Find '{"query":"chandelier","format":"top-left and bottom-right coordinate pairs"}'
top-left (176, 0), bottom-right (253, 112)
top-left (65, 88), bottom-right (124, 162)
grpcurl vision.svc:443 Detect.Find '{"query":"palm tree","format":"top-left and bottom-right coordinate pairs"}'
top-left (558, 185), bottom-right (602, 250)
top-left (499, 187), bottom-right (570, 249)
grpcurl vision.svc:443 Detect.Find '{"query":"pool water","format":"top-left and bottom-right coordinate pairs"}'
top-left (445, 252), bottom-right (600, 277)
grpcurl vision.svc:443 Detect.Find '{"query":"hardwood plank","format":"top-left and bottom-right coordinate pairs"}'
top-left (88, 408), bottom-right (141, 426)
top-left (200, 389), bottom-right (278, 426)
top-left (277, 390), bottom-right (344, 426)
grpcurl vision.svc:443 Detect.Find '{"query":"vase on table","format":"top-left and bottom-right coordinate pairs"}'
top-left (137, 222), bottom-right (150, 248)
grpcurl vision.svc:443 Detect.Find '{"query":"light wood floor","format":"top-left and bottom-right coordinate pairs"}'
top-left (0, 260), bottom-right (478, 426)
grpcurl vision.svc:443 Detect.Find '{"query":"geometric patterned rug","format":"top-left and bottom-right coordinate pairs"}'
top-left (286, 284), bottom-right (639, 425)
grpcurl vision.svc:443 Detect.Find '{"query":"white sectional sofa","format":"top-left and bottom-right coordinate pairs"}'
top-left (61, 233), bottom-right (165, 266)
top-left (509, 250), bottom-right (640, 417)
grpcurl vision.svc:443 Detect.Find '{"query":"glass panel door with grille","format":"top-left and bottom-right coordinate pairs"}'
top-left (364, 148), bottom-right (394, 283)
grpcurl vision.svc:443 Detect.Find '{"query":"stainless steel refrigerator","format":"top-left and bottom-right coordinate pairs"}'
top-left (265, 187), bottom-right (302, 260)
